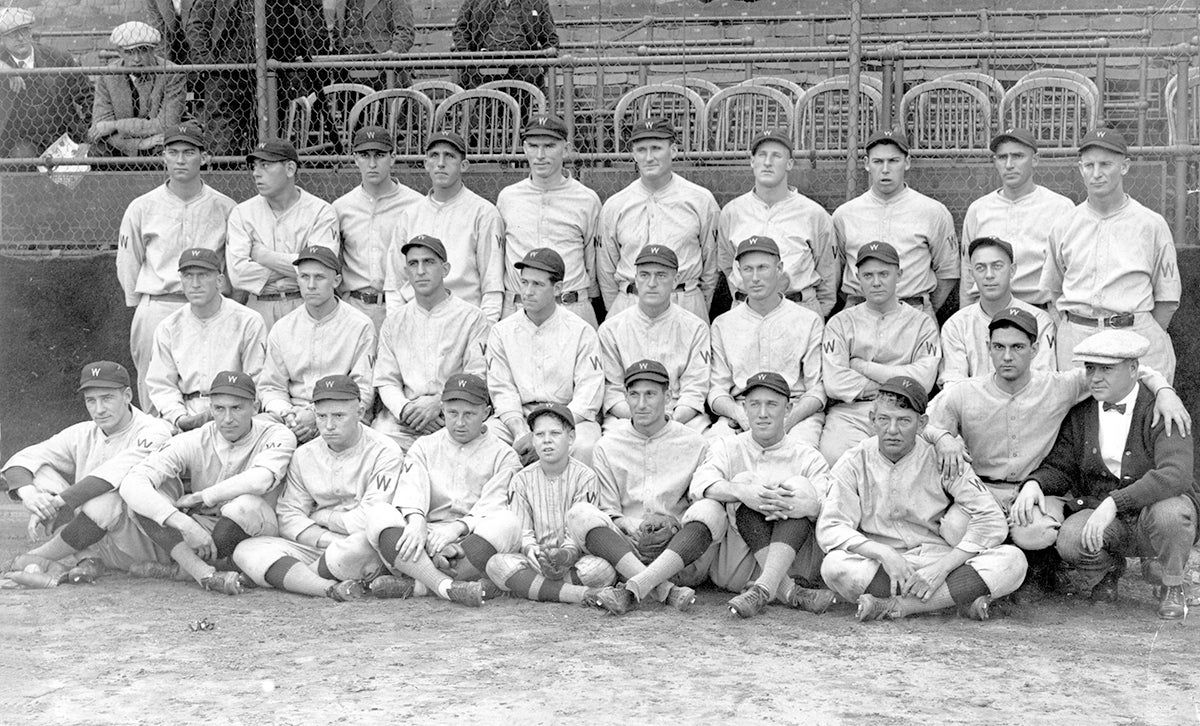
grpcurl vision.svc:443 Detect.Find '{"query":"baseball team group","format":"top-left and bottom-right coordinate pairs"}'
top-left (3, 109), bottom-right (1195, 624)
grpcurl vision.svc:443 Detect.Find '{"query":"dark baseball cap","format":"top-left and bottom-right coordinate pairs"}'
top-left (209, 370), bottom-right (256, 400)
top-left (247, 139), bottom-right (299, 165)
top-left (515, 247), bottom-right (566, 282)
top-left (634, 244), bottom-right (679, 270)
top-left (312, 374), bottom-right (359, 402)
top-left (877, 376), bottom-right (928, 414)
top-left (743, 371), bottom-right (790, 399)
top-left (401, 234), bottom-right (448, 262)
top-left (293, 245), bottom-right (341, 273)
top-left (426, 131), bottom-right (468, 156)
top-left (750, 130), bottom-right (793, 155)
top-left (988, 307), bottom-right (1039, 340)
top-left (734, 235), bottom-right (781, 261)
top-left (989, 127), bottom-right (1037, 152)
top-left (967, 236), bottom-right (1014, 262)
top-left (162, 121), bottom-right (206, 149)
top-left (442, 373), bottom-right (489, 405)
top-left (526, 402), bottom-right (575, 431)
top-left (78, 361), bottom-right (131, 391)
top-left (523, 114), bottom-right (568, 141)
top-left (1078, 128), bottom-right (1128, 155)
top-left (623, 359), bottom-right (670, 388)
top-left (864, 128), bottom-right (909, 154)
top-left (178, 247), bottom-right (223, 273)
top-left (856, 241), bottom-right (900, 267)
top-left (629, 117), bottom-right (675, 144)
top-left (352, 125), bottom-right (393, 153)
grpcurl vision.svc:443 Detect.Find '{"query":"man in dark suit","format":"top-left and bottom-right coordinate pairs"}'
top-left (328, 0), bottom-right (415, 89)
top-left (147, 0), bottom-right (195, 65)
top-left (90, 22), bottom-right (186, 157)
top-left (452, 0), bottom-right (558, 90)
top-left (1019, 329), bottom-right (1197, 620)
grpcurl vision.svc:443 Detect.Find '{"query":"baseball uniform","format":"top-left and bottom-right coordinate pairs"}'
top-left (145, 297), bottom-right (268, 428)
top-left (333, 178), bottom-right (423, 331)
top-left (117, 181), bottom-right (237, 411)
top-left (225, 189), bottom-right (340, 329)
top-left (938, 299), bottom-right (1056, 387)
top-left (708, 297), bottom-right (826, 445)
top-left (496, 175), bottom-right (602, 326)
top-left (718, 188), bottom-right (838, 318)
top-left (372, 294), bottom-right (489, 452)
top-left (1042, 197), bottom-right (1181, 382)
top-left (598, 174), bottom-right (719, 321)
top-left (960, 185), bottom-right (1075, 306)
top-left (383, 185), bottom-right (507, 324)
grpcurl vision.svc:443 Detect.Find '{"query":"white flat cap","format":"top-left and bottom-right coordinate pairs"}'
top-left (1071, 329), bottom-right (1150, 365)
top-left (0, 8), bottom-right (35, 35)
top-left (110, 21), bottom-right (161, 49)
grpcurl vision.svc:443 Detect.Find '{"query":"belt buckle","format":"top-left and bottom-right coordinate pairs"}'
top-left (1106, 312), bottom-right (1135, 328)
top-left (558, 292), bottom-right (578, 304)
top-left (625, 283), bottom-right (637, 295)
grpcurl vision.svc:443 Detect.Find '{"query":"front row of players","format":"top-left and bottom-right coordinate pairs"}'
top-left (5, 322), bottom-right (1194, 620)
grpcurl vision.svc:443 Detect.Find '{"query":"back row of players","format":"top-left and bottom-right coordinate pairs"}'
top-left (3, 115), bottom-right (1193, 622)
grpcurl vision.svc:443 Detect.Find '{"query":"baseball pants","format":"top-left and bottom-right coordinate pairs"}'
top-left (74, 491), bottom-right (172, 571)
top-left (363, 505), bottom-right (523, 567)
top-left (707, 412), bottom-right (823, 449)
top-left (821, 542), bottom-right (1027, 603)
top-left (1055, 314), bottom-right (1175, 384)
top-left (501, 294), bottom-right (598, 328)
top-left (189, 494), bottom-right (278, 540)
top-left (341, 293), bottom-right (386, 339)
top-left (818, 400), bottom-right (875, 466)
top-left (233, 532), bottom-right (384, 588)
top-left (940, 483), bottom-right (1067, 551)
top-left (246, 295), bottom-right (303, 331)
top-left (565, 501), bottom-right (714, 587)
top-left (130, 296), bottom-right (187, 413)
top-left (370, 409), bottom-right (426, 454)
top-left (489, 416), bottom-right (602, 468)
top-left (608, 286), bottom-right (709, 323)
top-left (486, 552), bottom-right (617, 590)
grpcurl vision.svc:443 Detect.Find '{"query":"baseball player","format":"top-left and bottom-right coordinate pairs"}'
top-left (116, 121), bottom-right (236, 411)
top-left (832, 129), bottom-right (959, 317)
top-left (145, 248), bottom-right (267, 432)
top-left (365, 374), bottom-right (523, 607)
top-left (1042, 128), bottom-right (1180, 382)
top-left (960, 128), bottom-right (1075, 307)
top-left (818, 376), bottom-right (1028, 622)
top-left (486, 403), bottom-right (618, 604)
top-left (259, 245), bottom-right (376, 444)
top-left (709, 236), bottom-right (825, 445)
top-left (119, 371), bottom-right (296, 594)
top-left (232, 375), bottom-right (400, 601)
top-left (225, 138), bottom-right (340, 330)
top-left (598, 117), bottom-right (719, 321)
top-left (1, 362), bottom-right (173, 586)
top-left (333, 125), bottom-right (423, 332)
top-left (938, 237), bottom-right (1054, 387)
top-left (818, 242), bottom-right (941, 466)
top-left (597, 245), bottom-right (710, 432)
top-left (487, 248), bottom-right (604, 466)
top-left (497, 114), bottom-right (602, 327)
top-left (373, 235), bottom-right (490, 453)
top-left (717, 130), bottom-right (838, 318)
top-left (383, 131), bottom-right (506, 324)
top-left (565, 360), bottom-right (709, 612)
top-left (587, 371), bottom-right (833, 619)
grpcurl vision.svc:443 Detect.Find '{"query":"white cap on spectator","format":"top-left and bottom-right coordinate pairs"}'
top-left (0, 8), bottom-right (35, 35)
top-left (110, 21), bottom-right (161, 50)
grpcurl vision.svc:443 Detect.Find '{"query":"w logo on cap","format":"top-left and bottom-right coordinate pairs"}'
top-left (867, 243), bottom-right (879, 251)
top-left (899, 379), bottom-right (912, 388)
top-left (324, 380), bottom-right (335, 388)
top-left (226, 374), bottom-right (238, 383)
top-left (536, 115), bottom-right (547, 125)
top-left (457, 379), bottom-right (468, 388)
top-left (190, 249), bottom-right (203, 257)
top-left (90, 367), bottom-right (100, 376)
top-left (642, 120), bottom-right (654, 129)
top-left (1096, 130), bottom-right (1107, 137)
top-left (648, 246), bottom-right (661, 254)
top-left (756, 373), bottom-right (767, 381)
top-left (1007, 308), bottom-right (1021, 316)
top-left (638, 362), bottom-right (649, 370)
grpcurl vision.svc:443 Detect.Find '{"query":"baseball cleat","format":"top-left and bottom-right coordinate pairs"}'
top-left (368, 574), bottom-right (415, 599)
top-left (787, 585), bottom-right (837, 614)
top-left (728, 583), bottom-right (771, 619)
top-left (67, 557), bottom-right (105, 584)
top-left (1090, 568), bottom-right (1121, 603)
top-left (855, 594), bottom-right (901, 622)
top-left (664, 585), bottom-right (696, 612)
top-left (200, 570), bottom-right (248, 596)
top-left (586, 585), bottom-right (638, 615)
top-left (479, 577), bottom-right (505, 601)
top-left (959, 595), bottom-right (991, 621)
top-left (129, 561), bottom-right (182, 580)
top-left (1157, 586), bottom-right (1187, 621)
top-left (1009, 576), bottom-right (1046, 606)
top-left (446, 580), bottom-right (485, 607)
top-left (327, 579), bottom-right (368, 602)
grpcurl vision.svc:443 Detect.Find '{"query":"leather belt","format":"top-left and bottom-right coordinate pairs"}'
top-left (346, 289), bottom-right (384, 305)
top-left (150, 293), bottom-right (188, 303)
top-left (510, 290), bottom-right (589, 305)
top-left (734, 290), bottom-right (807, 303)
top-left (846, 294), bottom-right (928, 307)
top-left (624, 282), bottom-right (691, 295)
top-left (254, 290), bottom-right (302, 302)
top-left (1066, 311), bottom-right (1135, 329)
top-left (182, 391), bottom-right (208, 401)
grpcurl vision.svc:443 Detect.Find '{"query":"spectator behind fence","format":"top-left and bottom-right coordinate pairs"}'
top-left (0, 8), bottom-right (91, 160)
top-left (147, 0), bottom-right (194, 65)
top-left (326, 0), bottom-right (416, 89)
top-left (452, 0), bottom-right (558, 91)
top-left (90, 22), bottom-right (185, 158)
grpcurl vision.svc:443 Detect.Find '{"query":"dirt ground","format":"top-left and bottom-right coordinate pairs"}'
top-left (0, 506), bottom-right (1196, 726)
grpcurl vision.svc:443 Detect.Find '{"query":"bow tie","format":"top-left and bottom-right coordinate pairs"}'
top-left (1102, 402), bottom-right (1127, 414)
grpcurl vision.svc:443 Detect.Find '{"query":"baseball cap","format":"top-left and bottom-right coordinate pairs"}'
top-left (856, 241), bottom-right (900, 267)
top-left (743, 371), bottom-right (790, 399)
top-left (162, 121), bottom-right (206, 149)
top-left (352, 126), bottom-right (393, 153)
top-left (967, 236), bottom-right (1014, 262)
top-left (864, 128), bottom-right (909, 154)
top-left (988, 307), bottom-right (1038, 340)
top-left (442, 373), bottom-right (490, 405)
top-left (247, 139), bottom-right (299, 165)
top-left (400, 234), bottom-right (448, 262)
top-left (208, 370), bottom-right (256, 400)
top-left (78, 361), bottom-right (131, 391)
top-left (293, 245), bottom-right (341, 273)
top-left (623, 359), bottom-right (670, 388)
top-left (734, 235), bottom-right (781, 261)
top-left (515, 248), bottom-right (566, 282)
top-left (523, 114), bottom-right (568, 141)
top-left (634, 244), bottom-right (679, 270)
top-left (426, 131), bottom-right (468, 156)
top-left (526, 402), bottom-right (575, 431)
top-left (311, 374), bottom-right (359, 402)
top-left (1078, 128), bottom-right (1128, 156)
top-left (629, 117), bottom-right (675, 144)
top-left (750, 130), bottom-right (793, 155)
top-left (877, 376), bottom-right (928, 414)
top-left (177, 247), bottom-right (223, 273)
top-left (989, 127), bottom-right (1037, 152)
top-left (110, 21), bottom-right (160, 50)
top-left (0, 9), bottom-right (35, 36)
top-left (1071, 329), bottom-right (1150, 365)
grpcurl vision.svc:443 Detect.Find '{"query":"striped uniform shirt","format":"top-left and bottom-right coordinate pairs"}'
top-left (508, 457), bottom-right (598, 554)
top-left (937, 298), bottom-right (1056, 387)
top-left (392, 429), bottom-right (520, 532)
top-left (592, 420), bottom-right (708, 527)
top-left (689, 430), bottom-right (829, 502)
top-left (822, 302), bottom-right (941, 402)
top-left (597, 304), bottom-right (710, 416)
top-left (709, 297), bottom-right (825, 411)
top-left (225, 189), bottom-right (340, 296)
top-left (496, 175), bottom-right (601, 297)
top-left (332, 179), bottom-right (423, 294)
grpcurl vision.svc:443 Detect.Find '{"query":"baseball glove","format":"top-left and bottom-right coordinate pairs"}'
top-left (633, 513), bottom-right (681, 563)
top-left (537, 547), bottom-right (577, 580)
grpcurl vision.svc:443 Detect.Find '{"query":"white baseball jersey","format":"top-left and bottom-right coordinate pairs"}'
top-left (146, 297), bottom-right (268, 425)
top-left (383, 186), bottom-right (507, 323)
top-left (592, 419), bottom-right (708, 526)
top-left (486, 306), bottom-right (604, 425)
top-left (392, 428), bottom-right (519, 531)
top-left (509, 457), bottom-right (598, 553)
top-left (833, 186), bottom-right (959, 299)
top-left (709, 298), bottom-right (825, 411)
top-left (120, 418), bottom-right (296, 525)
top-left (259, 300), bottom-right (377, 416)
top-left (225, 189), bottom-right (340, 295)
top-left (597, 174), bottom-right (719, 308)
top-left (822, 302), bottom-right (941, 402)
top-left (496, 175), bottom-right (601, 296)
top-left (116, 182), bottom-right (237, 306)
top-left (960, 185), bottom-right (1075, 306)
top-left (1042, 196), bottom-right (1181, 316)
top-left (717, 188), bottom-right (839, 316)
top-left (597, 304), bottom-right (710, 415)
top-left (937, 299), bottom-right (1056, 387)
top-left (689, 430), bottom-right (829, 502)
top-left (276, 424), bottom-right (401, 540)
top-left (332, 179), bottom-right (423, 293)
